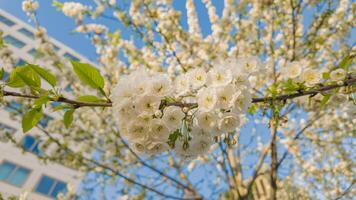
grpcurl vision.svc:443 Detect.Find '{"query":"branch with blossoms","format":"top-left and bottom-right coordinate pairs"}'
top-left (2, 75), bottom-right (355, 108)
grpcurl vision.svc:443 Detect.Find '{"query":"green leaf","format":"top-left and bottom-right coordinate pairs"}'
top-left (71, 61), bottom-right (104, 90)
top-left (33, 96), bottom-right (49, 108)
top-left (283, 79), bottom-right (298, 93)
top-left (76, 95), bottom-right (105, 102)
top-left (22, 108), bottom-right (43, 133)
top-left (0, 68), bottom-right (4, 80)
top-left (248, 104), bottom-right (257, 114)
top-left (52, 104), bottom-right (72, 112)
top-left (167, 129), bottom-right (181, 148)
top-left (16, 72), bottom-right (40, 88)
top-left (320, 94), bottom-right (331, 107)
top-left (63, 109), bottom-right (74, 129)
top-left (7, 66), bottom-right (41, 88)
top-left (338, 55), bottom-right (354, 70)
top-left (28, 64), bottom-right (57, 87)
top-left (322, 72), bottom-right (330, 79)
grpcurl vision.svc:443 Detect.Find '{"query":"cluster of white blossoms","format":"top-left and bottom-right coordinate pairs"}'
top-left (75, 24), bottom-right (108, 35)
top-left (22, 0), bottom-right (39, 14)
top-left (62, 2), bottom-right (88, 20)
top-left (112, 57), bottom-right (260, 158)
top-left (283, 61), bottom-right (323, 86)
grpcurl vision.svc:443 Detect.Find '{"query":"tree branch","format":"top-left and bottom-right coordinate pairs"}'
top-left (2, 76), bottom-right (355, 108)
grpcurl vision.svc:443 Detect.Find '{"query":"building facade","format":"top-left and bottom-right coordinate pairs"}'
top-left (0, 9), bottom-right (92, 200)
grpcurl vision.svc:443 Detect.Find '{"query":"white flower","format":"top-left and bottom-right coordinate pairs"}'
top-left (285, 61), bottom-right (302, 79)
top-left (149, 119), bottom-right (170, 141)
top-left (218, 113), bottom-right (240, 132)
top-left (330, 68), bottom-right (346, 82)
top-left (22, 0), bottom-right (39, 13)
top-left (126, 121), bottom-right (149, 142)
top-left (149, 75), bottom-right (172, 97)
top-left (197, 88), bottom-right (217, 112)
top-left (188, 68), bottom-right (207, 89)
top-left (62, 2), bottom-right (87, 19)
top-left (207, 67), bottom-right (232, 87)
top-left (113, 98), bottom-right (136, 125)
top-left (146, 142), bottom-right (169, 155)
top-left (302, 69), bottom-right (321, 86)
top-left (135, 95), bottom-right (161, 115)
top-left (232, 90), bottom-right (251, 112)
top-left (162, 106), bottom-right (185, 131)
top-left (238, 57), bottom-right (261, 74)
top-left (175, 74), bottom-right (190, 95)
top-left (196, 112), bottom-right (217, 132)
top-left (215, 85), bottom-right (235, 109)
top-left (132, 142), bottom-right (146, 154)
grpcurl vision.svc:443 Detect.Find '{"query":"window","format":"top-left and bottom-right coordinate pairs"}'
top-left (28, 48), bottom-right (37, 57)
top-left (5, 101), bottom-right (22, 113)
top-left (16, 59), bottom-right (26, 66)
top-left (22, 135), bottom-right (41, 155)
top-left (0, 14), bottom-right (15, 27)
top-left (35, 175), bottom-right (67, 198)
top-left (63, 52), bottom-right (79, 61)
top-left (0, 123), bottom-right (16, 135)
top-left (39, 115), bottom-right (53, 128)
top-left (53, 44), bottom-right (60, 52)
top-left (18, 28), bottom-right (35, 39)
top-left (64, 84), bottom-right (73, 92)
top-left (0, 161), bottom-right (30, 187)
top-left (3, 35), bottom-right (26, 49)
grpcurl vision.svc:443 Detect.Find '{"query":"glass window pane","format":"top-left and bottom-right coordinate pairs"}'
top-left (0, 14), bottom-right (15, 26)
top-left (18, 28), bottom-right (35, 39)
top-left (16, 59), bottom-right (26, 66)
top-left (51, 181), bottom-right (67, 198)
top-left (0, 162), bottom-right (16, 180)
top-left (3, 35), bottom-right (26, 49)
top-left (28, 49), bottom-right (37, 57)
top-left (22, 135), bottom-right (36, 152)
top-left (35, 175), bottom-right (55, 195)
top-left (8, 167), bottom-right (30, 187)
top-left (63, 52), bottom-right (79, 61)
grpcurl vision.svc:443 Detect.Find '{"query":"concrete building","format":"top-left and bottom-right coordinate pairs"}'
top-left (0, 9), bottom-right (91, 199)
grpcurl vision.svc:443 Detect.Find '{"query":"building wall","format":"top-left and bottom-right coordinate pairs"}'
top-left (0, 9), bottom-right (93, 199)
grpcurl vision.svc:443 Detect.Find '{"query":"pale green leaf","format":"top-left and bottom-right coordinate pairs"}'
top-left (22, 108), bottom-right (43, 133)
top-left (7, 66), bottom-right (41, 88)
top-left (33, 96), bottom-right (49, 108)
top-left (63, 109), bottom-right (74, 129)
top-left (28, 64), bottom-right (57, 87)
top-left (71, 61), bottom-right (104, 90)
top-left (76, 95), bottom-right (105, 102)
top-left (0, 68), bottom-right (4, 80)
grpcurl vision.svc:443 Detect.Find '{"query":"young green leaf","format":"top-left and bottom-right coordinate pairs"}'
top-left (7, 66), bottom-right (41, 88)
top-left (63, 109), bottom-right (74, 128)
top-left (28, 64), bottom-right (57, 87)
top-left (167, 129), bottom-right (181, 148)
top-left (16, 72), bottom-right (40, 88)
top-left (33, 95), bottom-right (50, 108)
top-left (76, 95), bottom-right (105, 102)
top-left (52, 104), bottom-right (72, 112)
top-left (22, 108), bottom-right (43, 133)
top-left (71, 61), bottom-right (104, 90)
top-left (338, 55), bottom-right (354, 70)
top-left (0, 68), bottom-right (4, 80)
